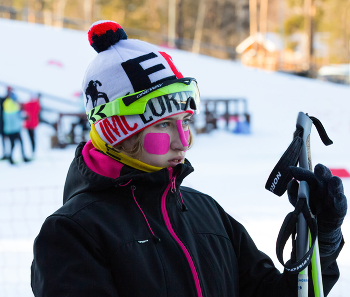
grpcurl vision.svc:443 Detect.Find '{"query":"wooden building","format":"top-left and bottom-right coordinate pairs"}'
top-left (236, 33), bottom-right (279, 71)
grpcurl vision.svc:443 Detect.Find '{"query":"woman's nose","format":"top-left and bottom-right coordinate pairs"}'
top-left (176, 120), bottom-right (189, 147)
top-left (170, 120), bottom-right (189, 151)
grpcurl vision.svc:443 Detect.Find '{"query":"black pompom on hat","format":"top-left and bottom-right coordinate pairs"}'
top-left (88, 20), bottom-right (127, 53)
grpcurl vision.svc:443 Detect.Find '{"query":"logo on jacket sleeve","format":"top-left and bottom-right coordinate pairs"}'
top-left (138, 240), bottom-right (149, 244)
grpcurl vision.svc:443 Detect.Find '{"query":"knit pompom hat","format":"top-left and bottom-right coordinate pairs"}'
top-left (83, 20), bottom-right (195, 147)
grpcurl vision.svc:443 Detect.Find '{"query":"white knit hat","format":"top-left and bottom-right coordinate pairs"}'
top-left (83, 20), bottom-right (197, 146)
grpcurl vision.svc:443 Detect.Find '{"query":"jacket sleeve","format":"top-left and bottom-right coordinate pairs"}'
top-left (31, 214), bottom-right (119, 297)
top-left (214, 201), bottom-right (342, 297)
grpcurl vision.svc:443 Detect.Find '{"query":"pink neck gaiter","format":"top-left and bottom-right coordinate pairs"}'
top-left (82, 140), bottom-right (123, 179)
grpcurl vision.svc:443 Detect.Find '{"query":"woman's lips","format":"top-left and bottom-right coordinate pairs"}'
top-left (168, 157), bottom-right (184, 166)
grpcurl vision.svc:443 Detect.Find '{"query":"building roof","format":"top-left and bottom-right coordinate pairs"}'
top-left (236, 33), bottom-right (277, 54)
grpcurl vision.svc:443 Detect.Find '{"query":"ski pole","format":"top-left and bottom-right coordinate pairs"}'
top-left (265, 112), bottom-right (333, 297)
top-left (296, 112), bottom-right (324, 297)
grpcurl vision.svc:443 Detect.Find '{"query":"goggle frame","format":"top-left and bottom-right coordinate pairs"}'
top-left (87, 77), bottom-right (200, 125)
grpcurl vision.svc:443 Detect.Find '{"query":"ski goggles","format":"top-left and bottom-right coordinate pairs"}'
top-left (87, 77), bottom-right (200, 125)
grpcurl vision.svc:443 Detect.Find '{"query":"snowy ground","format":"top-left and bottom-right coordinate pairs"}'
top-left (1, 18), bottom-right (350, 296)
top-left (1, 121), bottom-right (349, 297)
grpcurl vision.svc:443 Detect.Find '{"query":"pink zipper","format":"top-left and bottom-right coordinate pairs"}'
top-left (161, 168), bottom-right (203, 297)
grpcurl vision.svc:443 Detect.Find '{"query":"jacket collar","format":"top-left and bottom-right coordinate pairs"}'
top-left (63, 142), bottom-right (194, 204)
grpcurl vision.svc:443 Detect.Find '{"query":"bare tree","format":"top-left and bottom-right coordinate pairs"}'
top-left (176, 0), bottom-right (184, 49)
top-left (192, 0), bottom-right (207, 53)
top-left (83, 0), bottom-right (93, 30)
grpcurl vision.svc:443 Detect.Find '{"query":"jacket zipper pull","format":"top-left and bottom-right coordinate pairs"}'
top-left (169, 168), bottom-right (187, 211)
top-left (171, 177), bottom-right (176, 193)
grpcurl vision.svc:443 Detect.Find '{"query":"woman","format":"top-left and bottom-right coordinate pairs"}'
top-left (31, 20), bottom-right (346, 297)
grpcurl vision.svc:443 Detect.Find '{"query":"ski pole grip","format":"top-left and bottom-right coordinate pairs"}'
top-left (296, 113), bottom-right (313, 263)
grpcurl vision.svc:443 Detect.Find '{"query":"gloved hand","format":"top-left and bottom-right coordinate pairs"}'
top-left (287, 163), bottom-right (347, 257)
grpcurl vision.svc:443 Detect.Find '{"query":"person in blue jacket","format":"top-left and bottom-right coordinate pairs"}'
top-left (3, 89), bottom-right (29, 164)
top-left (31, 21), bottom-right (347, 297)
top-left (0, 86), bottom-right (11, 160)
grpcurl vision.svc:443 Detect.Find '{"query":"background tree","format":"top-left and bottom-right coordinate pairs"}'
top-left (319, 0), bottom-right (350, 64)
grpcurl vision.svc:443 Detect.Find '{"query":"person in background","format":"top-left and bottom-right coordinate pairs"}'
top-left (31, 21), bottom-right (347, 297)
top-left (3, 89), bottom-right (29, 164)
top-left (23, 92), bottom-right (41, 156)
top-left (0, 86), bottom-right (11, 160)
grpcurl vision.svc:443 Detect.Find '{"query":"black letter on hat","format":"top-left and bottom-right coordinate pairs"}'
top-left (122, 52), bottom-right (176, 92)
top-left (165, 94), bottom-right (180, 112)
top-left (149, 97), bottom-right (166, 117)
top-left (139, 113), bottom-right (153, 124)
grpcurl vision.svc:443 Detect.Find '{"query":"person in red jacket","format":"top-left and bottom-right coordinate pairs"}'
top-left (31, 21), bottom-right (347, 297)
top-left (23, 93), bottom-right (41, 155)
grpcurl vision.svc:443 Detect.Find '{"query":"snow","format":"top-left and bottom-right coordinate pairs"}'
top-left (1, 18), bottom-right (350, 296)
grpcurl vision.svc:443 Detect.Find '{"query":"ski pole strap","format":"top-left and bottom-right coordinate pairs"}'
top-left (265, 115), bottom-right (332, 197)
top-left (276, 198), bottom-right (318, 274)
top-left (265, 128), bottom-right (303, 196)
top-left (308, 116), bottom-right (333, 146)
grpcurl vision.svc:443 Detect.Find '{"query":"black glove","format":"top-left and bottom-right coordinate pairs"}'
top-left (287, 163), bottom-right (347, 257)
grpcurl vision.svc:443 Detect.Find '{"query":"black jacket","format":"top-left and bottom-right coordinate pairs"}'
top-left (31, 143), bottom-right (341, 297)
